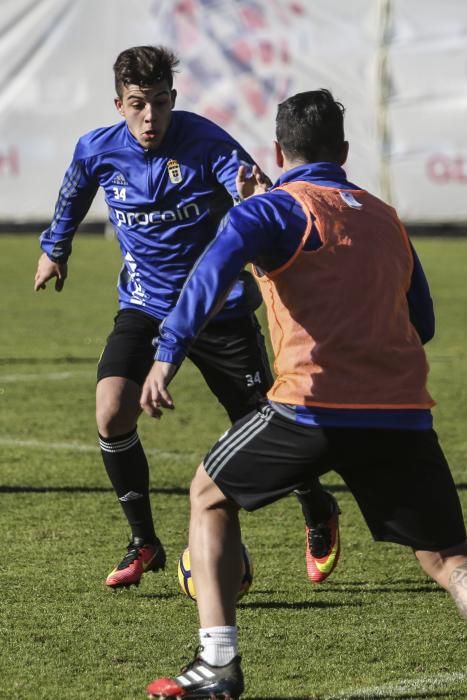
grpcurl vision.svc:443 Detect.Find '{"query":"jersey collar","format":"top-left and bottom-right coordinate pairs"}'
top-left (274, 162), bottom-right (359, 189)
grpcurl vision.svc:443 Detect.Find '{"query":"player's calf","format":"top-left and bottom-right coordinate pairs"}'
top-left (448, 561), bottom-right (467, 619)
top-left (415, 544), bottom-right (467, 619)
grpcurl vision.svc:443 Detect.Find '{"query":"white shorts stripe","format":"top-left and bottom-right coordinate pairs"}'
top-left (205, 405), bottom-right (274, 474)
top-left (205, 409), bottom-right (267, 475)
top-left (208, 416), bottom-right (272, 481)
top-left (206, 406), bottom-right (274, 481)
top-left (205, 412), bottom-right (265, 474)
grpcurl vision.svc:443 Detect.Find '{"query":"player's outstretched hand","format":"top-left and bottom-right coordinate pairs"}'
top-left (140, 361), bottom-right (177, 419)
top-left (236, 164), bottom-right (271, 201)
top-left (34, 253), bottom-right (68, 292)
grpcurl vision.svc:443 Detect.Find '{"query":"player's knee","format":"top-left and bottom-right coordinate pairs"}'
top-left (96, 393), bottom-right (136, 437)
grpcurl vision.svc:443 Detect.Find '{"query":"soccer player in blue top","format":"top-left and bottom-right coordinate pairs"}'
top-left (33, 46), bottom-right (339, 590)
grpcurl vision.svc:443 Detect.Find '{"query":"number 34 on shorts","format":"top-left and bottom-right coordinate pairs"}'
top-left (245, 371), bottom-right (263, 387)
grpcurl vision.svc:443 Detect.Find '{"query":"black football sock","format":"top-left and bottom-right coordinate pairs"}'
top-left (294, 479), bottom-right (334, 527)
top-left (99, 428), bottom-right (157, 543)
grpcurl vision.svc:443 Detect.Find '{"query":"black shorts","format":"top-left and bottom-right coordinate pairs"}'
top-left (204, 404), bottom-right (466, 551)
top-left (97, 308), bottom-right (273, 422)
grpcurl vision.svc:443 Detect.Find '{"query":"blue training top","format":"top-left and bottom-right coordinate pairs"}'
top-left (155, 162), bottom-right (435, 430)
top-left (40, 110), bottom-right (261, 321)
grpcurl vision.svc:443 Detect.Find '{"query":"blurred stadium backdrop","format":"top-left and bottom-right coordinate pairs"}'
top-left (0, 0), bottom-right (466, 228)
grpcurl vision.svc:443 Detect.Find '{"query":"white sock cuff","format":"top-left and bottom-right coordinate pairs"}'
top-left (200, 625), bottom-right (237, 639)
top-left (199, 626), bottom-right (238, 666)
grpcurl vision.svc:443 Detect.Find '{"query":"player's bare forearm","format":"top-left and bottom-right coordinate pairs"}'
top-left (140, 361), bottom-right (177, 418)
top-left (34, 253), bottom-right (68, 292)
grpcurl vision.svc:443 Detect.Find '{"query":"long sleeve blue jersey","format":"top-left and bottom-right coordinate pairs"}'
top-left (40, 110), bottom-right (260, 320)
top-left (155, 162), bottom-right (435, 430)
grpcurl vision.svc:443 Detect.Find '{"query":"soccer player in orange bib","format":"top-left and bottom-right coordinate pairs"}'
top-left (141, 89), bottom-right (467, 699)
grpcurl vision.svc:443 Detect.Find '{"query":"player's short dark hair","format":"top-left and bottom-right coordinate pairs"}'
top-left (113, 45), bottom-right (180, 96)
top-left (276, 89), bottom-right (345, 162)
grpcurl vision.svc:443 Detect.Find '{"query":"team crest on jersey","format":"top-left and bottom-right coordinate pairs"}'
top-left (112, 172), bottom-right (128, 186)
top-left (167, 159), bottom-right (183, 184)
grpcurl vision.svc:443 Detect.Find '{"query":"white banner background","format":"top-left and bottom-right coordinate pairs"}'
top-left (0, 0), bottom-right (466, 225)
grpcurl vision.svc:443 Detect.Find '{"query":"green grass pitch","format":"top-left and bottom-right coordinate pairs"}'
top-left (0, 234), bottom-right (466, 699)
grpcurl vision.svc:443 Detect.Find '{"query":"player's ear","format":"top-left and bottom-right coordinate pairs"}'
top-left (171, 89), bottom-right (177, 108)
top-left (274, 141), bottom-right (284, 169)
top-left (114, 97), bottom-right (124, 116)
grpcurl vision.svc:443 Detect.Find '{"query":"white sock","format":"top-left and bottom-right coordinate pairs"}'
top-left (199, 626), bottom-right (237, 666)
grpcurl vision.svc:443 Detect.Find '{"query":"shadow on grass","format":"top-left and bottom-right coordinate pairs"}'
top-left (239, 599), bottom-right (360, 610)
top-left (130, 592), bottom-right (180, 601)
top-left (135, 593), bottom-right (356, 609)
top-left (1, 482), bottom-right (466, 494)
top-left (0, 485), bottom-right (189, 495)
top-left (0, 482), bottom-right (467, 496)
top-left (317, 579), bottom-right (443, 594)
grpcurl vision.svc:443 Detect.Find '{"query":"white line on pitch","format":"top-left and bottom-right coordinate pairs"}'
top-left (0, 371), bottom-right (93, 383)
top-left (0, 437), bottom-right (202, 462)
top-left (327, 670), bottom-right (467, 699)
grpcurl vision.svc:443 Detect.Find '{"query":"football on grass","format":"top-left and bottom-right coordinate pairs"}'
top-left (178, 543), bottom-right (253, 601)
